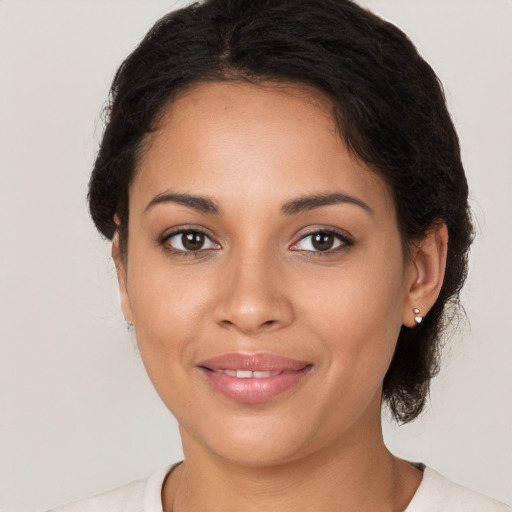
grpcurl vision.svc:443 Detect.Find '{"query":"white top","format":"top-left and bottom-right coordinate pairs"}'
top-left (49, 464), bottom-right (510, 512)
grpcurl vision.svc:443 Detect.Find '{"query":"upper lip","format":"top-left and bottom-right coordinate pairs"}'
top-left (197, 352), bottom-right (311, 372)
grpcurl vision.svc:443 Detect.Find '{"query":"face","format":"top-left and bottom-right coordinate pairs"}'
top-left (117, 81), bottom-right (418, 466)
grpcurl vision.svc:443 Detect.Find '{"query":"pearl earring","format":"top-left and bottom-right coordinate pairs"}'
top-left (413, 308), bottom-right (423, 325)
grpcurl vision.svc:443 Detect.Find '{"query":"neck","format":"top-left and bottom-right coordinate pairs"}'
top-left (164, 409), bottom-right (422, 512)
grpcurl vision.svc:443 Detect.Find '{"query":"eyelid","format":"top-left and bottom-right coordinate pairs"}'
top-left (289, 227), bottom-right (354, 252)
top-left (159, 226), bottom-right (221, 253)
top-left (157, 225), bottom-right (352, 255)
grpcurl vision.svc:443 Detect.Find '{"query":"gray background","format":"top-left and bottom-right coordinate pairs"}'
top-left (1, 1), bottom-right (511, 510)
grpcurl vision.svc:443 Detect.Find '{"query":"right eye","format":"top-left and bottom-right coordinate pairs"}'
top-left (164, 230), bottom-right (220, 253)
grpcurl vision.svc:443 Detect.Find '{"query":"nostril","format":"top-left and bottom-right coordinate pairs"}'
top-left (218, 317), bottom-right (279, 333)
top-left (213, 290), bottom-right (295, 333)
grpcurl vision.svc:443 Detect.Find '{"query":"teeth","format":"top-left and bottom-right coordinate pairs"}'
top-left (214, 369), bottom-right (281, 378)
top-left (254, 371), bottom-right (277, 378)
top-left (236, 370), bottom-right (253, 378)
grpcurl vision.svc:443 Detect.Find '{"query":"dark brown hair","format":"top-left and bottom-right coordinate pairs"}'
top-left (89, 0), bottom-right (473, 423)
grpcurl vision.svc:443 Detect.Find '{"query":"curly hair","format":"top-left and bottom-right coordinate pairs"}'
top-left (88, 0), bottom-right (473, 423)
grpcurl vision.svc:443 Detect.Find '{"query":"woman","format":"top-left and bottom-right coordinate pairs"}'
top-left (49, 0), bottom-right (510, 510)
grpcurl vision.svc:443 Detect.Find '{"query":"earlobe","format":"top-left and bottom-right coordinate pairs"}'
top-left (112, 228), bottom-right (134, 326)
top-left (403, 222), bottom-right (448, 328)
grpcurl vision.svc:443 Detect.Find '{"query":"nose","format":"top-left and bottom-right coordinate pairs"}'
top-left (213, 250), bottom-right (295, 335)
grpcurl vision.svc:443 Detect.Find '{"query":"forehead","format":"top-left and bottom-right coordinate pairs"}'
top-left (131, 80), bottom-right (395, 218)
top-left (179, 79), bottom-right (336, 120)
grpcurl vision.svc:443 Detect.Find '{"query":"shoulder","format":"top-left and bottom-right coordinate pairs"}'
top-left (47, 466), bottom-right (173, 512)
top-left (406, 466), bottom-right (511, 512)
top-left (47, 479), bottom-right (146, 512)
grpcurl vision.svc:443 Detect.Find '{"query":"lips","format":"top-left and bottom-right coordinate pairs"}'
top-left (197, 353), bottom-right (312, 404)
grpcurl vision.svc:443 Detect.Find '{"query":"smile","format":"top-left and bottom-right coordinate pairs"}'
top-left (198, 353), bottom-right (312, 404)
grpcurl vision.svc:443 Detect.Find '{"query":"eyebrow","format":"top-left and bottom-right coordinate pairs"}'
top-left (281, 192), bottom-right (374, 216)
top-left (144, 192), bottom-right (220, 215)
top-left (144, 191), bottom-right (373, 217)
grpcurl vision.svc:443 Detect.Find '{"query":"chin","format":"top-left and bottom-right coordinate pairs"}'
top-left (210, 437), bottom-right (309, 468)
top-left (180, 409), bottom-right (336, 468)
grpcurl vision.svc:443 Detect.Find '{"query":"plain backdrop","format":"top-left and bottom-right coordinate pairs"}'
top-left (1, 1), bottom-right (511, 511)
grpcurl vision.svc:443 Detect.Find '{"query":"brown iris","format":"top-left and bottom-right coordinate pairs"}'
top-left (181, 231), bottom-right (205, 251)
top-left (311, 232), bottom-right (336, 251)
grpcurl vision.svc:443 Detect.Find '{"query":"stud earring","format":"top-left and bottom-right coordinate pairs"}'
top-left (413, 308), bottom-right (423, 325)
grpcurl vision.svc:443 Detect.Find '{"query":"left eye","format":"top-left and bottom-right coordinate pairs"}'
top-left (165, 230), bottom-right (220, 252)
top-left (291, 231), bottom-right (347, 252)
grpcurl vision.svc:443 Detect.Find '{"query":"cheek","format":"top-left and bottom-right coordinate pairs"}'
top-left (290, 270), bottom-right (404, 435)
top-left (127, 235), bottom-right (211, 324)
top-left (125, 251), bottom-right (214, 385)
top-left (295, 252), bottom-right (406, 378)
top-left (300, 252), bottom-right (405, 327)
top-left (127, 279), bottom-right (210, 415)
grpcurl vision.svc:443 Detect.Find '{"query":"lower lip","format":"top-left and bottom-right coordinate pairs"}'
top-left (199, 367), bottom-right (312, 404)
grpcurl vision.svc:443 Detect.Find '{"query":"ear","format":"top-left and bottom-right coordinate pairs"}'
top-left (402, 222), bottom-right (448, 328)
top-left (112, 217), bottom-right (134, 325)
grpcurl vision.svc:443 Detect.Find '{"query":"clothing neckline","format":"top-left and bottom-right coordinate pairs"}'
top-left (144, 461), bottom-right (427, 512)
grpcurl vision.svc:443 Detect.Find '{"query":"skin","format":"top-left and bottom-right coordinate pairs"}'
top-left (113, 81), bottom-right (448, 511)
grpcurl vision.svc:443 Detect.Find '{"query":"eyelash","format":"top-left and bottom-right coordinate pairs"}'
top-left (291, 229), bottom-right (354, 255)
top-left (158, 227), bottom-right (353, 257)
top-left (158, 228), bottom-right (220, 258)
